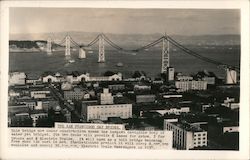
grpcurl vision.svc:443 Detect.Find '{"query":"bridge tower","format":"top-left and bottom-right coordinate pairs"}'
top-left (161, 37), bottom-right (170, 73)
top-left (98, 34), bottom-right (105, 63)
top-left (47, 37), bottom-right (52, 55)
top-left (65, 35), bottom-right (71, 57)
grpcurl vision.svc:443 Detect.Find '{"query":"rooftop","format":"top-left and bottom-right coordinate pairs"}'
top-left (169, 121), bottom-right (205, 132)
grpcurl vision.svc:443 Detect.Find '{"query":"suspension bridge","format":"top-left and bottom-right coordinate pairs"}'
top-left (46, 33), bottom-right (240, 74)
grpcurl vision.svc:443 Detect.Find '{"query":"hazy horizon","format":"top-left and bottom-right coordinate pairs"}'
top-left (10, 8), bottom-right (240, 36)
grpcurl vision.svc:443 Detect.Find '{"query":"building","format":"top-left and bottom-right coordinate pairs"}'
top-left (24, 99), bottom-right (37, 110)
top-left (64, 87), bottom-right (88, 100)
top-left (30, 110), bottom-right (48, 127)
top-left (9, 72), bottom-right (26, 86)
top-left (226, 69), bottom-right (237, 84)
top-left (66, 72), bottom-right (123, 83)
top-left (176, 74), bottom-right (193, 81)
top-left (108, 84), bottom-right (125, 91)
top-left (163, 94), bottom-right (182, 99)
top-left (81, 88), bottom-right (132, 121)
top-left (134, 84), bottom-right (151, 90)
top-left (88, 73), bottom-right (122, 81)
top-left (195, 70), bottom-right (216, 85)
top-left (100, 88), bottom-right (113, 105)
top-left (175, 80), bottom-right (207, 92)
top-left (154, 107), bottom-right (190, 115)
top-left (201, 104), bottom-right (212, 112)
top-left (26, 75), bottom-right (42, 85)
top-left (191, 80), bottom-right (207, 90)
top-left (167, 67), bottom-right (175, 81)
top-left (131, 71), bottom-right (147, 80)
top-left (222, 97), bottom-right (239, 110)
top-left (61, 81), bottom-right (73, 90)
top-left (66, 72), bottom-right (86, 84)
top-left (9, 89), bottom-right (21, 98)
top-left (8, 104), bottom-right (29, 115)
top-left (82, 103), bottom-right (132, 121)
top-left (13, 113), bottom-right (30, 122)
top-left (30, 90), bottom-right (50, 99)
top-left (223, 126), bottom-right (239, 133)
top-left (136, 95), bottom-right (155, 103)
top-left (42, 72), bottom-right (64, 83)
top-left (164, 119), bottom-right (207, 150)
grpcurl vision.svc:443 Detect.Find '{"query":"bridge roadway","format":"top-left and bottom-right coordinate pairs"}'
top-left (48, 84), bottom-right (82, 121)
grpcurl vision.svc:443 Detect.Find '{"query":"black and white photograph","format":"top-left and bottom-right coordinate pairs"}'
top-left (1, 1), bottom-right (250, 160)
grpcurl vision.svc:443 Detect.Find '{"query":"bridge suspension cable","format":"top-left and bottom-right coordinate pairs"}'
top-left (55, 36), bottom-right (67, 46)
top-left (134, 36), bottom-right (164, 52)
top-left (85, 35), bottom-right (100, 47)
top-left (166, 36), bottom-right (240, 71)
top-left (102, 33), bottom-right (164, 52)
top-left (52, 33), bottom-right (239, 71)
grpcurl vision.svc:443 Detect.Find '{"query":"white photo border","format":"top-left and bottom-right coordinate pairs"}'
top-left (0, 1), bottom-right (249, 160)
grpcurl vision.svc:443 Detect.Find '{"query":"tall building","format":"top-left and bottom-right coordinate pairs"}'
top-left (226, 68), bottom-right (237, 84)
top-left (167, 67), bottom-right (175, 81)
top-left (164, 119), bottom-right (207, 150)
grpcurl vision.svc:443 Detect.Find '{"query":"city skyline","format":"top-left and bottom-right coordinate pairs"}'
top-left (10, 8), bottom-right (240, 36)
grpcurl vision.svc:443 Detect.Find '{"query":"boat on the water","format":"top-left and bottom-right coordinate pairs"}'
top-left (116, 62), bottom-right (124, 67)
top-left (69, 59), bottom-right (75, 63)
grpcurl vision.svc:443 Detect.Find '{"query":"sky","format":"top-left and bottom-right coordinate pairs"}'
top-left (10, 8), bottom-right (240, 35)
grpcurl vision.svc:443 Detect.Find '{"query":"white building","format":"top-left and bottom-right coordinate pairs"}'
top-left (79, 48), bottom-right (86, 59)
top-left (154, 107), bottom-right (190, 115)
top-left (226, 69), bottom-right (237, 84)
top-left (191, 80), bottom-right (207, 90)
top-left (88, 73), bottom-right (122, 81)
top-left (42, 75), bottom-right (61, 83)
top-left (134, 84), bottom-right (151, 90)
top-left (175, 80), bottom-right (207, 92)
top-left (100, 88), bottom-right (114, 105)
top-left (164, 119), bottom-right (207, 150)
top-left (26, 78), bottom-right (42, 84)
top-left (61, 81), bottom-right (73, 90)
top-left (9, 90), bottom-right (20, 97)
top-left (167, 67), bottom-right (175, 81)
top-left (222, 97), bottom-right (239, 110)
top-left (82, 103), bottom-right (132, 121)
top-left (66, 73), bottom-right (122, 83)
top-left (9, 72), bottom-right (26, 86)
top-left (176, 74), bottom-right (193, 81)
top-left (30, 90), bottom-right (50, 99)
top-left (223, 126), bottom-right (239, 133)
